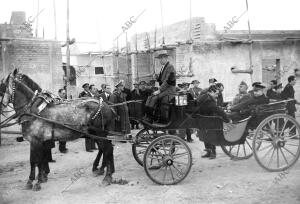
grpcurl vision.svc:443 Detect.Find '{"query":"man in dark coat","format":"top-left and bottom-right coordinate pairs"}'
top-left (109, 81), bottom-right (131, 134)
top-left (228, 83), bottom-right (270, 121)
top-left (281, 75), bottom-right (299, 118)
top-left (79, 83), bottom-right (96, 152)
top-left (216, 83), bottom-right (225, 107)
top-left (129, 82), bottom-right (142, 129)
top-left (79, 83), bottom-right (92, 98)
top-left (267, 80), bottom-right (280, 100)
top-left (144, 51), bottom-right (176, 122)
top-left (57, 88), bottom-right (68, 153)
top-left (196, 85), bottom-right (231, 159)
top-left (99, 84), bottom-right (111, 103)
top-left (189, 80), bottom-right (202, 100)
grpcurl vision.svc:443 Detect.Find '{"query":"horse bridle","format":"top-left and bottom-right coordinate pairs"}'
top-left (0, 74), bottom-right (38, 128)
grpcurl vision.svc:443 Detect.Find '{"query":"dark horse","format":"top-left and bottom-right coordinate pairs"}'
top-left (0, 69), bottom-right (116, 191)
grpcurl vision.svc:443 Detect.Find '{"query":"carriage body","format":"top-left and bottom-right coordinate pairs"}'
top-left (133, 93), bottom-right (300, 185)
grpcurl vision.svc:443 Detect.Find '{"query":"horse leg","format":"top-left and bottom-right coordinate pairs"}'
top-left (32, 163), bottom-right (42, 191)
top-left (102, 141), bottom-right (114, 186)
top-left (40, 162), bottom-right (49, 183)
top-left (93, 140), bottom-right (104, 176)
top-left (25, 162), bottom-right (35, 189)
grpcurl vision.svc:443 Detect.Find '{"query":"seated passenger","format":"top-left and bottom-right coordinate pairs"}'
top-left (232, 81), bottom-right (250, 105)
top-left (229, 83), bottom-right (269, 113)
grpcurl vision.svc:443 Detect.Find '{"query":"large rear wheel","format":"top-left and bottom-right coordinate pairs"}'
top-left (253, 114), bottom-right (300, 172)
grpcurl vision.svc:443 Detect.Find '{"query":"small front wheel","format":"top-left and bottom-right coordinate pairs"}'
top-left (143, 135), bottom-right (192, 185)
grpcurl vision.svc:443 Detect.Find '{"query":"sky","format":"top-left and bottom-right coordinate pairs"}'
top-left (1, 0), bottom-right (300, 50)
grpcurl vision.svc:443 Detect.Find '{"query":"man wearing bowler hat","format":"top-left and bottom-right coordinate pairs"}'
top-left (144, 50), bottom-right (176, 122)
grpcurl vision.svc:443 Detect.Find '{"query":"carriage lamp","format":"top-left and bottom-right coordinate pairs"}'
top-left (175, 93), bottom-right (188, 106)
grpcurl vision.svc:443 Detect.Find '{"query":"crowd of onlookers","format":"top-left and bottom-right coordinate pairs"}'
top-left (55, 69), bottom-right (299, 157)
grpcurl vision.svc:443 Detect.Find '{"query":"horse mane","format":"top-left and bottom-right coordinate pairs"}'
top-left (20, 74), bottom-right (42, 92)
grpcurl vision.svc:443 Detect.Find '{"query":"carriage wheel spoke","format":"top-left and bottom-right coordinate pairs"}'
top-left (282, 147), bottom-right (296, 157)
top-left (258, 144), bottom-right (273, 152)
top-left (276, 148), bottom-right (280, 168)
top-left (172, 164), bottom-right (184, 178)
top-left (152, 146), bottom-right (164, 157)
top-left (246, 140), bottom-right (253, 150)
top-left (173, 160), bottom-right (188, 166)
top-left (152, 165), bottom-right (164, 178)
top-left (162, 166), bottom-right (167, 183)
top-left (169, 140), bottom-right (175, 156)
top-left (267, 148), bottom-right (276, 167)
top-left (172, 152), bottom-right (189, 159)
top-left (161, 140), bottom-right (168, 155)
top-left (243, 144), bottom-right (247, 156)
top-left (279, 147), bottom-right (289, 166)
top-left (276, 118), bottom-right (279, 136)
top-left (229, 146), bottom-right (233, 154)
top-left (285, 143), bottom-right (299, 147)
top-left (236, 144), bottom-right (240, 156)
top-left (169, 166), bottom-right (175, 182)
top-left (278, 119), bottom-right (288, 138)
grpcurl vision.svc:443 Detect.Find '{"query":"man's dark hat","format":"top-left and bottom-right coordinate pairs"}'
top-left (209, 78), bottom-right (217, 83)
top-left (252, 82), bottom-right (261, 87)
top-left (139, 81), bottom-right (146, 85)
top-left (191, 80), bottom-right (200, 84)
top-left (89, 84), bottom-right (95, 89)
top-left (253, 83), bottom-right (266, 90)
top-left (82, 83), bottom-right (89, 88)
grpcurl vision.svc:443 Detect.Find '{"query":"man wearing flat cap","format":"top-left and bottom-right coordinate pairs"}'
top-left (109, 80), bottom-right (130, 134)
top-left (79, 83), bottom-right (92, 98)
top-left (144, 50), bottom-right (176, 122)
top-left (231, 81), bottom-right (250, 105)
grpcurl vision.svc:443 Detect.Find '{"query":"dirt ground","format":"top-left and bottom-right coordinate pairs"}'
top-left (0, 127), bottom-right (300, 204)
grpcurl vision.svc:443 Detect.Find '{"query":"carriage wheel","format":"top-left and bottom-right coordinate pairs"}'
top-left (253, 114), bottom-right (300, 172)
top-left (143, 135), bottom-right (192, 185)
top-left (220, 132), bottom-right (256, 160)
top-left (132, 129), bottom-right (166, 166)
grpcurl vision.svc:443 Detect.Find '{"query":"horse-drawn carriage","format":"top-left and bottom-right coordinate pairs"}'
top-left (131, 92), bottom-right (300, 184)
top-left (1, 70), bottom-right (300, 188)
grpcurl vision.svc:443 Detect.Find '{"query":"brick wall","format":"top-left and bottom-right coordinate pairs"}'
top-left (0, 39), bottom-right (63, 93)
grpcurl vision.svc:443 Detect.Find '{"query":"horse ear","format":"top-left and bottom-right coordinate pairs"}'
top-left (13, 68), bottom-right (19, 76)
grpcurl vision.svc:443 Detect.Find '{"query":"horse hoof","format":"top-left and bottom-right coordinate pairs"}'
top-left (40, 175), bottom-right (48, 183)
top-left (101, 175), bottom-right (112, 186)
top-left (25, 180), bottom-right (33, 190)
top-left (93, 169), bottom-right (105, 177)
top-left (32, 183), bottom-right (41, 191)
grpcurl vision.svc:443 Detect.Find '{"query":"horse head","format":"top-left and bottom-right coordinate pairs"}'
top-left (0, 69), bottom-right (42, 111)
